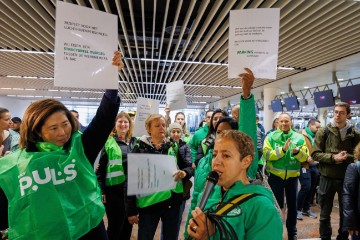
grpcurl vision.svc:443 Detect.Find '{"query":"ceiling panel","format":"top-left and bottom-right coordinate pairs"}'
top-left (0, 0), bottom-right (360, 108)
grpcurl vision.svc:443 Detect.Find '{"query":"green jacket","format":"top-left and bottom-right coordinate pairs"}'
top-left (238, 94), bottom-right (258, 179)
top-left (184, 149), bottom-right (213, 238)
top-left (263, 129), bottom-right (308, 179)
top-left (205, 181), bottom-right (283, 240)
top-left (183, 132), bottom-right (191, 144)
top-left (312, 123), bottom-right (360, 179)
top-left (189, 125), bottom-right (208, 163)
top-left (184, 94), bottom-right (257, 238)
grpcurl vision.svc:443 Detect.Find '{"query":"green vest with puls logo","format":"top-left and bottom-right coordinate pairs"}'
top-left (0, 131), bottom-right (104, 240)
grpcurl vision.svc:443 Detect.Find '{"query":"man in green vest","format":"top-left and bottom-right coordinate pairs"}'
top-left (263, 113), bottom-right (309, 240)
top-left (189, 109), bottom-right (213, 168)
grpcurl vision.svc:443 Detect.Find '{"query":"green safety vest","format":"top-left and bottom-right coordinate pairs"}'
top-left (136, 142), bottom-right (183, 208)
top-left (105, 136), bottom-right (126, 186)
top-left (265, 129), bottom-right (307, 179)
top-left (0, 132), bottom-right (105, 240)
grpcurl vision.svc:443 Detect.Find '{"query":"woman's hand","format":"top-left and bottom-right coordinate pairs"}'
top-left (102, 194), bottom-right (106, 204)
top-left (173, 170), bottom-right (187, 181)
top-left (112, 51), bottom-right (124, 70)
top-left (239, 68), bottom-right (255, 99)
top-left (187, 207), bottom-right (215, 240)
top-left (128, 215), bottom-right (139, 225)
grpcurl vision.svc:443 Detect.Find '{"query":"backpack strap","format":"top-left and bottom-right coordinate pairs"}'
top-left (322, 126), bottom-right (329, 151)
top-left (215, 193), bottom-right (260, 215)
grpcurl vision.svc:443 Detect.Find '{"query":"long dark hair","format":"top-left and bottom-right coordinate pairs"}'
top-left (205, 109), bottom-right (228, 139)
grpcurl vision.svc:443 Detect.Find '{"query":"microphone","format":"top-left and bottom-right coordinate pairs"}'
top-left (198, 171), bottom-right (219, 210)
top-left (185, 171), bottom-right (219, 240)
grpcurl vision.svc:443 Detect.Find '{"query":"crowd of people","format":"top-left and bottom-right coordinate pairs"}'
top-left (1, 52), bottom-right (360, 240)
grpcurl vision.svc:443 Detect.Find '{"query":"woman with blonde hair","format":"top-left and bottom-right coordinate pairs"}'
top-left (96, 111), bottom-right (137, 240)
top-left (126, 114), bottom-right (188, 240)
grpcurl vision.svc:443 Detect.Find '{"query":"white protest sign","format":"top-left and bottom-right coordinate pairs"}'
top-left (127, 153), bottom-right (178, 195)
top-left (133, 98), bottom-right (160, 137)
top-left (166, 80), bottom-right (187, 111)
top-left (54, 1), bottom-right (118, 89)
top-left (228, 9), bottom-right (280, 79)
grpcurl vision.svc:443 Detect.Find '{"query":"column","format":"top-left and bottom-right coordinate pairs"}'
top-left (317, 107), bottom-right (327, 127)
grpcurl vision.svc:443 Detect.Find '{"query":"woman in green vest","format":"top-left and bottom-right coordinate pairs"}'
top-left (0, 52), bottom-right (123, 240)
top-left (187, 130), bottom-right (283, 240)
top-left (126, 114), bottom-right (187, 240)
top-left (96, 111), bottom-right (137, 240)
top-left (167, 122), bottom-right (194, 239)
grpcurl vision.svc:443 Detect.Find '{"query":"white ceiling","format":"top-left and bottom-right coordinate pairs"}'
top-left (1, 0), bottom-right (360, 109)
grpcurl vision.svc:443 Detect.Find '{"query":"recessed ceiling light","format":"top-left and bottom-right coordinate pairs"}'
top-left (304, 86), bottom-right (309, 89)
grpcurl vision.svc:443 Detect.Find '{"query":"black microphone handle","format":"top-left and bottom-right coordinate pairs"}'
top-left (198, 181), bottom-right (216, 210)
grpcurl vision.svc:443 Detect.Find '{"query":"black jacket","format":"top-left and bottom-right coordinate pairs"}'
top-left (125, 136), bottom-right (185, 216)
top-left (343, 162), bottom-right (360, 231)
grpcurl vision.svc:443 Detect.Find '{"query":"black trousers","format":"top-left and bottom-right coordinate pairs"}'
top-left (104, 185), bottom-right (126, 240)
top-left (0, 189), bottom-right (8, 230)
top-left (318, 176), bottom-right (348, 240)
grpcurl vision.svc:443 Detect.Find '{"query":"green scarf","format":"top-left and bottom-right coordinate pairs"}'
top-left (36, 142), bottom-right (63, 152)
top-left (305, 126), bottom-right (315, 145)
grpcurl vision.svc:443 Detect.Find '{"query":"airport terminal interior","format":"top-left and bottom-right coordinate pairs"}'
top-left (1, 0), bottom-right (360, 240)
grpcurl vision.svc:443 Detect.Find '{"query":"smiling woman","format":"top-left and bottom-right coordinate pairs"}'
top-left (0, 52), bottom-right (123, 240)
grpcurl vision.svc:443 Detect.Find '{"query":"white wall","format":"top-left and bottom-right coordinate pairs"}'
top-left (0, 96), bottom-right (32, 119)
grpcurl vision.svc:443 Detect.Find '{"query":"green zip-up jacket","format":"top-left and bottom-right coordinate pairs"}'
top-left (263, 129), bottom-right (308, 179)
top-left (204, 181), bottom-right (282, 240)
top-left (238, 94), bottom-right (258, 179)
top-left (184, 94), bottom-right (257, 238)
top-left (190, 125), bottom-right (208, 163)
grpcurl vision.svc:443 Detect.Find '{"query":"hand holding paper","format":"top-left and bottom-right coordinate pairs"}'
top-left (239, 68), bottom-right (255, 98)
top-left (173, 170), bottom-right (187, 181)
top-left (112, 51), bottom-right (124, 70)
